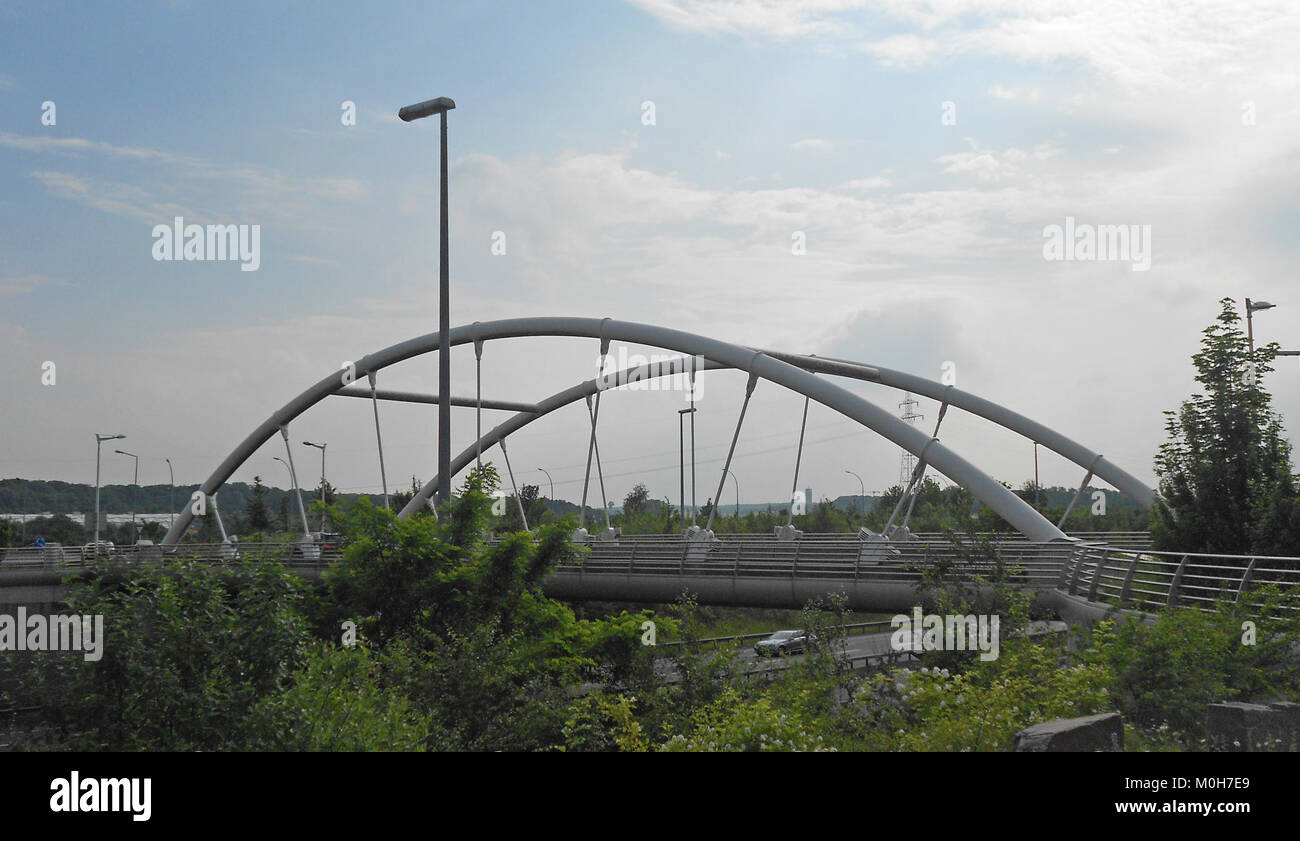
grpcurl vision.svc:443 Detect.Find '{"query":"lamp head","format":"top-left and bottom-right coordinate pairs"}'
top-left (399, 97), bottom-right (456, 122)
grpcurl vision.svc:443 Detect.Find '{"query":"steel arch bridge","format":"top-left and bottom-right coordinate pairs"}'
top-left (160, 316), bottom-right (1154, 548)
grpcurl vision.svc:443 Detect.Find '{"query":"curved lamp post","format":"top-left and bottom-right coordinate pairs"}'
top-left (845, 469), bottom-right (864, 516)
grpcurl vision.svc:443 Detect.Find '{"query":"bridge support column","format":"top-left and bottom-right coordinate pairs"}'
top-left (498, 438), bottom-right (528, 532)
top-left (368, 372), bottom-right (390, 511)
top-left (787, 395), bottom-right (810, 527)
top-left (280, 426), bottom-right (311, 537)
top-left (1057, 454), bottom-right (1103, 529)
top-left (900, 396), bottom-right (951, 532)
top-left (705, 369), bottom-right (760, 533)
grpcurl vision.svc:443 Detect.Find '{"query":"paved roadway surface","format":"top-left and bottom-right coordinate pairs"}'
top-left (733, 630), bottom-right (900, 668)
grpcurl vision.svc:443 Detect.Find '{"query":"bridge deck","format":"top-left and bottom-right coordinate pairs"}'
top-left (3, 532), bottom-right (1295, 620)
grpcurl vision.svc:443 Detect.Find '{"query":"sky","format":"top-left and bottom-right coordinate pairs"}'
top-left (3, 0), bottom-right (1300, 513)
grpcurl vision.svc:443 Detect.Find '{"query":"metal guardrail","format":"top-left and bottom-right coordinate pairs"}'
top-left (735, 650), bottom-right (923, 681)
top-left (0, 542), bottom-right (343, 574)
top-left (1057, 531), bottom-right (1153, 550)
top-left (1056, 543), bottom-right (1300, 617)
top-left (561, 534), bottom-right (1074, 589)
top-left (661, 619), bottom-right (897, 648)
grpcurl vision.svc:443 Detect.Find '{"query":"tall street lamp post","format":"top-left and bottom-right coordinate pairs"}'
top-left (115, 449), bottom-right (139, 541)
top-left (678, 407), bottom-right (695, 534)
top-left (93, 433), bottom-right (125, 549)
top-left (303, 441), bottom-right (327, 532)
top-left (727, 469), bottom-right (739, 520)
top-left (164, 458), bottom-right (175, 528)
top-left (399, 95), bottom-right (456, 510)
top-left (1246, 298), bottom-right (1275, 356)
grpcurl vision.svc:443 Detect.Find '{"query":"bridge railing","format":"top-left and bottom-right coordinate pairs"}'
top-left (6, 534), bottom-right (1186, 606)
top-left (564, 533), bottom-right (1076, 588)
top-left (1056, 544), bottom-right (1300, 618)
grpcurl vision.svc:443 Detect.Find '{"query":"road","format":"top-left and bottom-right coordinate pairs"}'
top-left (734, 630), bottom-right (900, 667)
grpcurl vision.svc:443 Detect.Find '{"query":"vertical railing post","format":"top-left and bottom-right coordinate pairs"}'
top-left (1167, 554), bottom-right (1189, 607)
top-left (1087, 549), bottom-right (1107, 601)
top-left (1236, 557), bottom-right (1258, 604)
top-left (1058, 544), bottom-right (1079, 590)
top-left (1068, 546), bottom-right (1087, 595)
top-left (1118, 553), bottom-right (1140, 606)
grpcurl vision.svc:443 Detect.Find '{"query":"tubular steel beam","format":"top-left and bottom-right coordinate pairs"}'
top-left (392, 319), bottom-right (1064, 540)
top-left (162, 317), bottom-right (1148, 546)
top-left (762, 351), bottom-right (1154, 509)
top-left (334, 387), bottom-right (538, 414)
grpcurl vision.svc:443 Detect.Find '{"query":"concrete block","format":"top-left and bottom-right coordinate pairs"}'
top-left (1015, 712), bottom-right (1124, 752)
top-left (1207, 701), bottom-right (1298, 751)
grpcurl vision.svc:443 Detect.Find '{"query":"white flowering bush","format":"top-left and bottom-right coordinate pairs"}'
top-left (659, 688), bottom-right (835, 751)
top-left (857, 640), bottom-right (1111, 751)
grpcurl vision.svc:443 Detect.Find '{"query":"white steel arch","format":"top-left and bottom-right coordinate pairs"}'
top-left (161, 317), bottom-right (1154, 546)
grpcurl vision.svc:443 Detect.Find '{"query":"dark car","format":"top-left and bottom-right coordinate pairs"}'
top-left (753, 629), bottom-right (810, 657)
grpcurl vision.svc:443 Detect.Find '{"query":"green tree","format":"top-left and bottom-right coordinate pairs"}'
top-left (500, 482), bottom-right (540, 532)
top-left (4, 556), bottom-right (308, 750)
top-left (1152, 298), bottom-right (1300, 554)
top-left (18, 514), bottom-right (87, 546)
top-left (623, 483), bottom-right (650, 517)
top-left (316, 467), bottom-right (665, 749)
top-left (0, 517), bottom-right (19, 548)
top-left (245, 475), bottom-right (271, 532)
top-left (389, 476), bottom-right (424, 511)
top-left (249, 642), bottom-right (431, 751)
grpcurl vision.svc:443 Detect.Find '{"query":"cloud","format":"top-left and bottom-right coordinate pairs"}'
top-left (626, 0), bottom-right (863, 40)
top-left (630, 1), bottom-right (1300, 97)
top-left (859, 32), bottom-right (942, 67)
top-left (29, 170), bottom-right (195, 222)
top-left (0, 132), bottom-right (187, 162)
top-left (7, 133), bottom-right (369, 233)
top-left (840, 175), bottom-right (891, 191)
top-left (0, 273), bottom-right (63, 298)
top-left (936, 140), bottom-right (1060, 182)
top-left (986, 84), bottom-right (1041, 102)
top-left (791, 138), bottom-right (837, 153)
